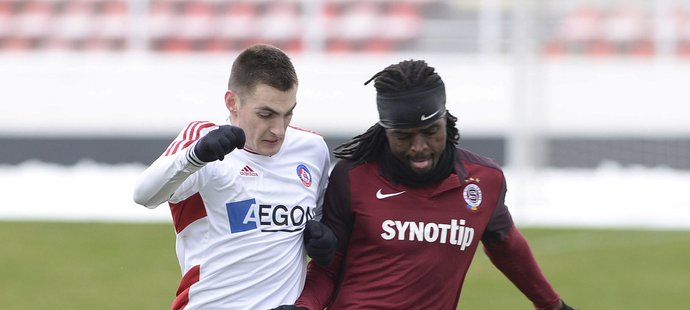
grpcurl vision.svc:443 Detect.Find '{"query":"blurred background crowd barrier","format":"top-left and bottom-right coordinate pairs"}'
top-left (1, 0), bottom-right (690, 57)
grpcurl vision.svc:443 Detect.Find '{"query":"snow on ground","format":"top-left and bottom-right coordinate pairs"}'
top-left (503, 163), bottom-right (690, 230)
top-left (0, 161), bottom-right (170, 222)
top-left (1, 161), bottom-right (688, 230)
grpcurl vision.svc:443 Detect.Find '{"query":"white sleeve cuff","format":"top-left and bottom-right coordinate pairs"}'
top-left (186, 141), bottom-right (206, 168)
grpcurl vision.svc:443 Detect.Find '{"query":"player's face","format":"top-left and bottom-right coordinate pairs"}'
top-left (226, 83), bottom-right (297, 156)
top-left (385, 118), bottom-right (447, 175)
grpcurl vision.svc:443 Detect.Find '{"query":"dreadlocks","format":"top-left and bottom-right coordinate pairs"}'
top-left (334, 60), bottom-right (460, 163)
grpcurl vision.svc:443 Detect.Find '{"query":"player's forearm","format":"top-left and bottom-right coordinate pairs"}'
top-left (295, 252), bottom-right (342, 309)
top-left (482, 225), bottom-right (561, 309)
top-left (133, 148), bottom-right (203, 208)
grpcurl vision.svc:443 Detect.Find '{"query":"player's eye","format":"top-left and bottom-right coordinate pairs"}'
top-left (423, 126), bottom-right (439, 136)
top-left (394, 133), bottom-right (412, 140)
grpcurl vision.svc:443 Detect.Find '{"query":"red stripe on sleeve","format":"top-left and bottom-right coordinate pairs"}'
top-left (169, 193), bottom-right (207, 234)
top-left (164, 121), bottom-right (217, 156)
top-left (165, 121), bottom-right (200, 156)
top-left (182, 122), bottom-right (216, 149)
top-left (171, 264), bottom-right (201, 310)
top-left (170, 122), bottom-right (202, 155)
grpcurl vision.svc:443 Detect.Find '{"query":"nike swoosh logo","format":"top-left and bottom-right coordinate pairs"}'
top-left (376, 189), bottom-right (406, 199)
top-left (420, 110), bottom-right (439, 121)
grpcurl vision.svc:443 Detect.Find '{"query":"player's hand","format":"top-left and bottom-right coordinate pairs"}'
top-left (193, 125), bottom-right (245, 162)
top-left (267, 305), bottom-right (307, 310)
top-left (304, 220), bottom-right (337, 267)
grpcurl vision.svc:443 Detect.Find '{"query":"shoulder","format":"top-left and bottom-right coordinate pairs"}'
top-left (287, 125), bottom-right (325, 141)
top-left (174, 121), bottom-right (218, 140)
top-left (454, 147), bottom-right (507, 194)
top-left (331, 158), bottom-right (367, 177)
top-left (288, 125), bottom-right (322, 136)
top-left (282, 126), bottom-right (330, 165)
top-left (179, 121), bottom-right (217, 134)
top-left (164, 121), bottom-right (217, 156)
top-left (332, 158), bottom-right (355, 171)
top-left (454, 147), bottom-right (503, 173)
top-left (327, 159), bottom-right (357, 189)
top-left (286, 126), bottom-right (328, 149)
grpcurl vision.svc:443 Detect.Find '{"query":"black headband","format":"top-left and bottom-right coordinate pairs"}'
top-left (376, 82), bottom-right (446, 129)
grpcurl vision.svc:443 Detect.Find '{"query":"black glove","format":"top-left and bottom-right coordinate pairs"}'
top-left (192, 125), bottom-right (245, 163)
top-left (304, 220), bottom-right (337, 267)
top-left (268, 306), bottom-right (307, 310)
top-left (561, 300), bottom-right (576, 310)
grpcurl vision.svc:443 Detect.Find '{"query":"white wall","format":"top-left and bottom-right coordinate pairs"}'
top-left (2, 53), bottom-right (689, 138)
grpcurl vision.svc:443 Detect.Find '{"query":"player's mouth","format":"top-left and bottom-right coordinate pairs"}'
top-left (263, 137), bottom-right (281, 145)
top-left (409, 157), bottom-right (432, 171)
top-left (261, 137), bottom-right (284, 149)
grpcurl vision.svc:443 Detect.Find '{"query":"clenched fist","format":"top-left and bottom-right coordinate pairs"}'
top-left (192, 125), bottom-right (246, 163)
top-left (304, 220), bottom-right (337, 267)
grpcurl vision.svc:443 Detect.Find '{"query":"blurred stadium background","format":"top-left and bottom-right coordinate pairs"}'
top-left (0, 0), bottom-right (689, 227)
top-left (1, 1), bottom-right (689, 309)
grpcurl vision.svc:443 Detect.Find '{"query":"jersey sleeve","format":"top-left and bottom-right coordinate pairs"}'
top-left (133, 121), bottom-right (216, 208)
top-left (312, 139), bottom-right (331, 222)
top-left (295, 159), bottom-right (353, 309)
top-left (482, 225), bottom-right (561, 309)
top-left (481, 173), bottom-right (515, 242)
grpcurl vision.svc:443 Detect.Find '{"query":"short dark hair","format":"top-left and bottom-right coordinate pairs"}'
top-left (335, 60), bottom-right (460, 163)
top-left (228, 44), bottom-right (298, 98)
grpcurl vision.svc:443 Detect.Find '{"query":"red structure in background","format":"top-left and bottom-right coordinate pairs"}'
top-left (0, 0), bottom-right (428, 54)
top-left (542, 4), bottom-right (690, 58)
top-left (1, 0), bottom-right (689, 58)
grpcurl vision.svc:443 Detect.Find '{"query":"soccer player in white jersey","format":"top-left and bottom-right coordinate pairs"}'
top-left (133, 44), bottom-right (336, 310)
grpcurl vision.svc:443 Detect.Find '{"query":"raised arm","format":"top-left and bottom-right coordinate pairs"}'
top-left (133, 122), bottom-right (245, 208)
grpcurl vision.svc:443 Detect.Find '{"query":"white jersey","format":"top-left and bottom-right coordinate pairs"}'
top-left (133, 120), bottom-right (330, 310)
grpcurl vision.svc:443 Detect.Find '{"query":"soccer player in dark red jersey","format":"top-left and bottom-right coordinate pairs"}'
top-left (272, 60), bottom-right (574, 310)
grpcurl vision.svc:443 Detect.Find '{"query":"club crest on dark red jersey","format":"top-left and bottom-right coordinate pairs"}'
top-left (296, 164), bottom-right (312, 187)
top-left (463, 183), bottom-right (483, 211)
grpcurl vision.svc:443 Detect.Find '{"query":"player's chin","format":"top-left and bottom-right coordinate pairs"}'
top-left (257, 140), bottom-right (283, 156)
top-left (410, 167), bottom-right (434, 175)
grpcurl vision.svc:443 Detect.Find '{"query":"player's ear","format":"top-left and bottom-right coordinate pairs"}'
top-left (225, 90), bottom-right (238, 117)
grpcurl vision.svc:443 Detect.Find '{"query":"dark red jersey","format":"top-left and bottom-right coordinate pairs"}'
top-left (298, 147), bottom-right (517, 309)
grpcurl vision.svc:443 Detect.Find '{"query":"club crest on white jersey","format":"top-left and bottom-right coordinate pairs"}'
top-left (296, 164), bottom-right (312, 187)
